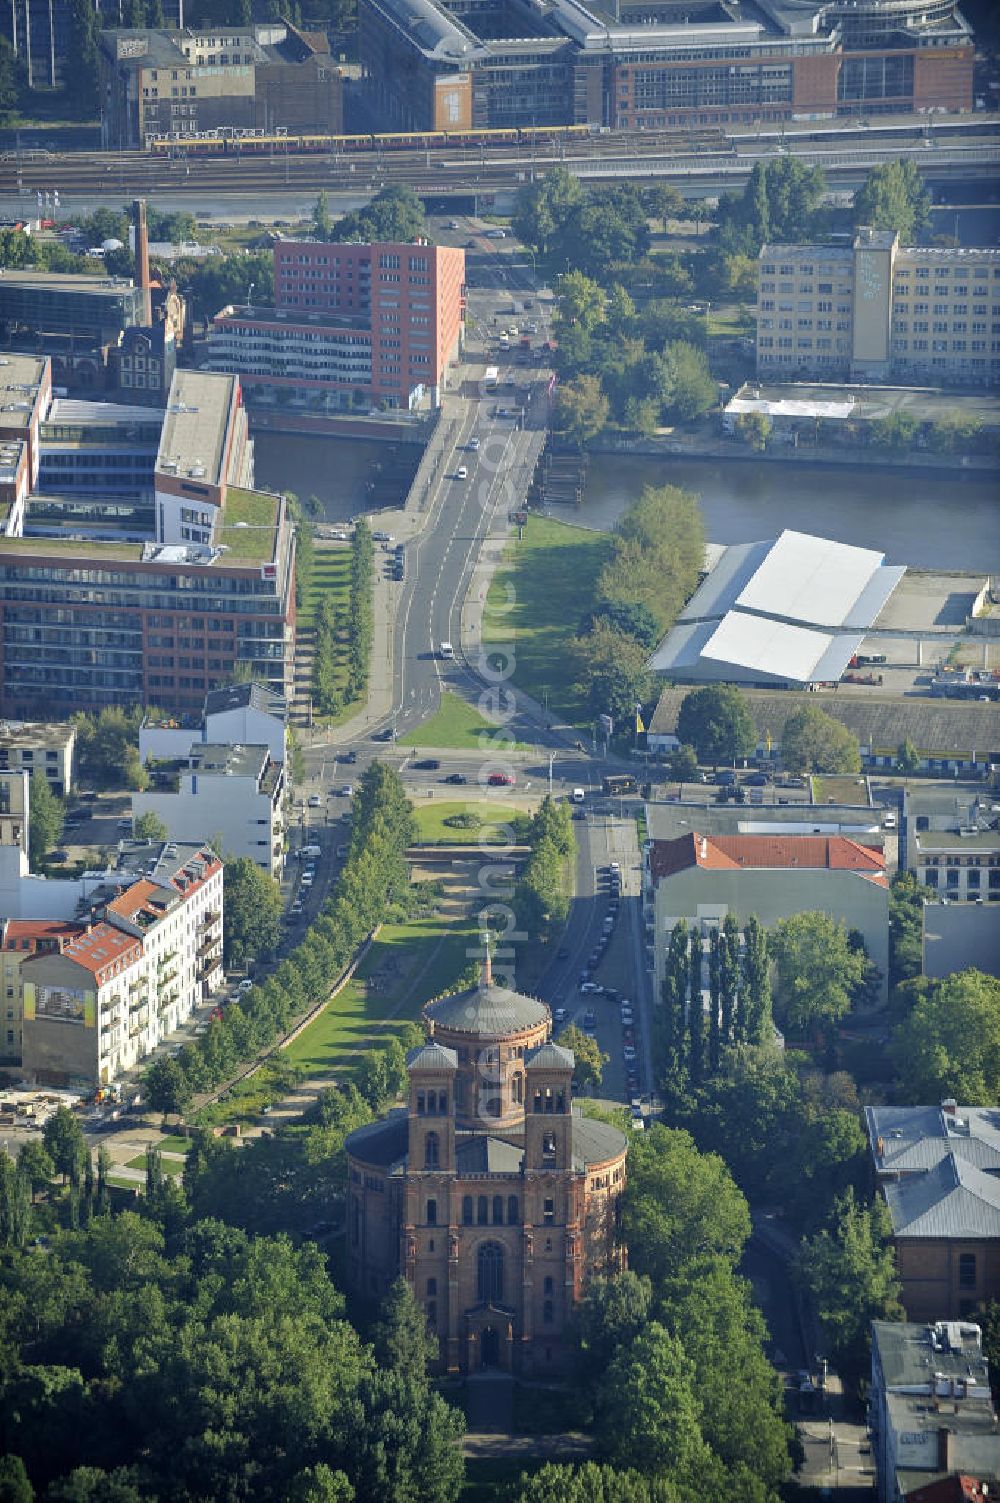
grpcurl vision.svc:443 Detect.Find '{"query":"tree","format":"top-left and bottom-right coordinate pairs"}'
top-left (926, 410), bottom-right (983, 454)
top-left (605, 284), bottom-right (637, 338)
top-left (573, 620), bottom-right (653, 728)
top-left (554, 374), bottom-right (609, 445)
top-left (869, 411), bottom-right (917, 450)
top-left (736, 411), bottom-right (771, 451)
top-left (336, 186), bottom-right (425, 243)
top-left (718, 157), bottom-right (826, 255)
top-left (667, 744), bottom-right (699, 783)
top-left (133, 811), bottom-right (168, 842)
top-left (676, 686), bottom-right (756, 767)
top-left (17, 1140), bottom-right (54, 1197)
top-left (769, 913), bottom-right (866, 1035)
top-left (559, 1024), bottom-right (607, 1091)
top-left (662, 341), bottom-right (716, 422)
top-left (643, 182), bottom-right (685, 232)
top-left (0, 1456), bottom-right (33, 1503)
top-left (575, 1271), bottom-right (653, 1396)
top-left (888, 870), bottom-right (923, 991)
top-left (28, 772), bottom-right (64, 866)
top-left (554, 270), bottom-right (607, 332)
top-left (513, 166), bottom-right (584, 255)
top-left (891, 969), bottom-right (1000, 1103)
top-left (597, 484), bottom-right (704, 636)
top-left (796, 1190), bottom-right (902, 1394)
top-left (509, 1461), bottom-right (669, 1503)
top-left (580, 601), bottom-right (662, 651)
top-left (43, 1107), bottom-right (87, 1187)
top-left (596, 1323), bottom-right (711, 1479)
top-left (142, 1055), bottom-right (193, 1116)
top-left (372, 1278), bottom-right (438, 1381)
top-left (313, 189), bottom-right (332, 239)
top-left (222, 856), bottom-right (283, 969)
top-left (780, 704), bottom-right (861, 775)
top-left (895, 739), bottom-right (921, 775)
top-left (853, 159), bottom-right (931, 244)
top-left (741, 917), bottom-right (771, 1047)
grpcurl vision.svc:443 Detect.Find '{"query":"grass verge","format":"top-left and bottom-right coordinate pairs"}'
top-left (400, 691), bottom-right (514, 750)
top-left (282, 910), bottom-right (477, 1078)
top-left (126, 1153), bottom-right (184, 1175)
top-left (483, 516), bottom-right (611, 725)
top-left (410, 800), bottom-right (527, 845)
top-left (298, 545), bottom-right (351, 631)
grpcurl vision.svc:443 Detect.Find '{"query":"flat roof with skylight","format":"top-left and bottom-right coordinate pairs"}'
top-left (155, 370), bottom-right (237, 492)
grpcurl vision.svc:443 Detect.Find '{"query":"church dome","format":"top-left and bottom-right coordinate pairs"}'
top-left (424, 979), bottom-right (549, 1039)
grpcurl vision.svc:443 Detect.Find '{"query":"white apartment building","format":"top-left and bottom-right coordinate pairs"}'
top-left (19, 842), bottom-right (223, 1086)
top-left (0, 721), bottom-right (76, 797)
top-left (756, 229), bottom-right (1000, 387)
top-left (139, 681), bottom-right (287, 766)
top-left (133, 741), bottom-right (285, 874)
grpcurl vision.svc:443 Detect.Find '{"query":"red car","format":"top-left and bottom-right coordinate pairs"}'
top-left (488, 772), bottom-right (515, 786)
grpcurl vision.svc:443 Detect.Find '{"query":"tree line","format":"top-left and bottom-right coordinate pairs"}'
top-left (511, 796), bottom-right (576, 942)
top-left (143, 760), bottom-right (416, 1116)
top-left (311, 521), bottom-right (374, 717)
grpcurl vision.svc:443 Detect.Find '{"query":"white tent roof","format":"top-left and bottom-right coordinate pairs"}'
top-left (735, 529), bottom-right (888, 630)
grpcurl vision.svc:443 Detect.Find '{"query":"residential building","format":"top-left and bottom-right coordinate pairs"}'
top-left (107, 318), bottom-right (178, 406)
top-left (360, 0), bottom-right (972, 133)
top-left (0, 917), bottom-right (82, 1064)
top-left (904, 1477), bottom-right (998, 1503)
top-left (98, 23), bottom-right (343, 150)
top-left (0, 721), bottom-right (75, 797)
top-left (866, 1101), bottom-right (1000, 1322)
top-left (140, 681), bottom-right (288, 765)
top-left (648, 529), bottom-right (905, 689)
top-left (345, 960), bottom-right (628, 1374)
top-left (903, 785), bottom-right (1000, 904)
top-left (0, 366), bottom-right (297, 718)
top-left (132, 742), bottom-right (285, 874)
top-left (647, 686), bottom-right (1000, 779)
top-left (208, 238), bottom-right (466, 413)
top-left (0, 770), bottom-right (29, 857)
top-left (19, 841), bottom-right (223, 1087)
top-left (646, 831), bottom-right (889, 1002)
top-left (870, 1320), bottom-right (1000, 1502)
top-left (922, 904), bottom-right (1000, 982)
top-left (756, 231), bottom-right (1000, 386)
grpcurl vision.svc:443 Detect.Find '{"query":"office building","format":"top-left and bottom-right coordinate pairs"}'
top-left (870, 1320), bottom-right (1000, 1502)
top-left (0, 271), bottom-right (146, 346)
top-left (756, 231), bottom-right (1000, 386)
top-left (132, 742), bottom-right (286, 874)
top-left (345, 961), bottom-right (628, 1374)
top-left (208, 239), bottom-right (466, 413)
top-left (0, 721), bottom-right (75, 797)
top-left (140, 680), bottom-right (288, 766)
top-left (646, 831), bottom-right (889, 1003)
top-left (648, 529), bottom-right (905, 689)
top-left (359, 0), bottom-right (972, 133)
top-left (866, 1102), bottom-right (1000, 1321)
top-left (99, 22), bottom-right (343, 151)
top-left (19, 841), bottom-right (223, 1087)
top-left (0, 365), bottom-right (297, 718)
top-left (903, 785), bottom-right (1000, 903)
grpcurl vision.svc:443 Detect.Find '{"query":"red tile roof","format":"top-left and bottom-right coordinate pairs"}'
top-left (649, 833), bottom-right (886, 885)
top-left (57, 923), bottom-right (143, 981)
top-left (106, 879), bottom-right (164, 922)
top-left (2, 918), bottom-right (84, 951)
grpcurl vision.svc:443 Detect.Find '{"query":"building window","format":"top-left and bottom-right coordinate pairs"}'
top-left (438, 1091), bottom-right (447, 1114)
top-left (959, 1253), bottom-right (977, 1288)
top-left (543, 1299), bottom-right (554, 1325)
top-left (507, 1194), bottom-right (519, 1224)
top-left (493, 1195), bottom-right (504, 1225)
top-left (417, 1091), bottom-right (425, 1115)
top-left (477, 1195), bottom-right (488, 1225)
top-left (424, 1132), bottom-right (439, 1169)
top-left (543, 1197), bottom-right (555, 1224)
top-left (427, 1198), bottom-right (437, 1226)
top-left (544, 1276), bottom-right (554, 1295)
top-left (477, 1241), bottom-right (504, 1304)
top-left (462, 1195), bottom-right (473, 1225)
top-left (427, 1278), bottom-right (437, 1296)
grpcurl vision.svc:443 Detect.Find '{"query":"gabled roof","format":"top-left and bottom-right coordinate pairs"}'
top-left (455, 1136), bottom-right (525, 1174)
top-left (203, 681), bottom-right (287, 719)
top-left (884, 1152), bottom-right (1000, 1240)
top-left (50, 922), bottom-right (142, 981)
top-left (649, 832), bottom-right (886, 884)
top-left (866, 1104), bottom-right (1000, 1177)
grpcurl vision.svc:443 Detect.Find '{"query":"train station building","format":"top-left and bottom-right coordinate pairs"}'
top-left (358, 0), bottom-right (973, 133)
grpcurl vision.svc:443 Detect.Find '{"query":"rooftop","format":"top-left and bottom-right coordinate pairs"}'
top-left (873, 1319), bottom-right (990, 1394)
top-left (648, 685), bottom-right (1000, 760)
top-left (407, 1040), bottom-right (459, 1072)
top-left (1, 917), bottom-right (83, 949)
top-left (866, 1103), bottom-right (1000, 1178)
top-left (215, 488), bottom-right (280, 563)
top-left (188, 742), bottom-right (270, 780)
top-left (57, 921), bottom-right (143, 979)
top-left (344, 1109), bottom-right (626, 1175)
top-left (644, 799), bottom-right (881, 846)
top-left (0, 719), bottom-right (76, 752)
top-left (883, 1153), bottom-right (1000, 1240)
top-left (730, 382), bottom-right (1000, 430)
top-left (425, 979), bottom-right (550, 1038)
top-left (203, 680), bottom-right (287, 721)
top-left (155, 369), bottom-right (237, 492)
top-left (649, 831), bottom-right (886, 883)
top-left (0, 269), bottom-right (140, 298)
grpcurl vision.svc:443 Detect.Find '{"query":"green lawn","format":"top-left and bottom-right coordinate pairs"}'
top-left (400, 691), bottom-right (516, 750)
top-left (217, 488), bottom-right (281, 561)
top-left (411, 800), bottom-right (527, 845)
top-left (298, 544), bottom-right (352, 631)
top-left (484, 516), bottom-right (612, 725)
top-left (283, 911), bottom-right (476, 1078)
top-left (125, 1154), bottom-right (185, 1175)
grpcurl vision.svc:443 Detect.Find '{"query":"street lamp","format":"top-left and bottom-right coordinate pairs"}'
top-left (247, 282), bottom-right (255, 311)
top-left (548, 751), bottom-right (556, 795)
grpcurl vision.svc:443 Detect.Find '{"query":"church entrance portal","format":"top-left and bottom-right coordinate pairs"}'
top-left (480, 1325), bottom-right (500, 1369)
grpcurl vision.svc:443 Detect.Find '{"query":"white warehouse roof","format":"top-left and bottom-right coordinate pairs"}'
top-left (649, 528), bottom-right (905, 688)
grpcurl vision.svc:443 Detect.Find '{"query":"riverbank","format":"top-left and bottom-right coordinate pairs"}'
top-left (590, 431), bottom-right (995, 474)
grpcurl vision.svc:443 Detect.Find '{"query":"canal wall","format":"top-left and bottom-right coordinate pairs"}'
top-left (248, 407), bottom-right (434, 445)
top-left (589, 432), bottom-right (995, 474)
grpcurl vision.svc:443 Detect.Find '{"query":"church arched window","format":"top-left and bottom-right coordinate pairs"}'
top-left (424, 1131), bottom-right (439, 1169)
top-left (477, 1241), bottom-right (504, 1305)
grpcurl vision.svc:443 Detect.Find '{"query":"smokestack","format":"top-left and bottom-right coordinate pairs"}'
top-left (134, 199), bottom-right (152, 324)
top-left (936, 1428), bottom-right (953, 1472)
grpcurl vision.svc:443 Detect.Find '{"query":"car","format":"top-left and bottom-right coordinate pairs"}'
top-left (623, 1027), bottom-right (635, 1046)
top-left (290, 901), bottom-right (304, 915)
top-left (413, 758), bottom-right (440, 771)
top-left (554, 1007), bottom-right (568, 1025)
top-left (608, 862), bottom-right (621, 875)
top-left (714, 770), bottom-right (737, 785)
top-left (336, 844), bottom-right (349, 859)
top-left (583, 1009), bottom-right (597, 1031)
top-left (443, 772), bottom-right (467, 785)
top-left (372, 530), bottom-right (390, 542)
top-left (438, 641), bottom-right (455, 660)
top-left (622, 1044), bottom-right (637, 1063)
top-left (341, 784), bottom-right (354, 797)
top-left (604, 987), bottom-right (619, 1003)
top-left (308, 794), bottom-right (322, 807)
top-left (504, 374), bottom-right (516, 386)
top-left (570, 787), bottom-right (586, 804)
top-left (466, 239), bottom-right (478, 249)
top-left (51, 849), bottom-right (70, 862)
top-left (448, 219), bottom-right (460, 230)
top-left (603, 916), bottom-right (614, 932)
top-left (456, 465), bottom-right (469, 480)
top-left (508, 326), bottom-right (519, 337)
top-left (579, 969), bottom-right (591, 985)
top-left (300, 874), bottom-right (314, 888)
top-left (117, 816), bottom-right (133, 830)
top-left (299, 843), bottom-right (322, 858)
top-left (488, 772), bottom-right (515, 786)
top-left (580, 980), bottom-right (602, 995)
top-left (341, 750), bottom-right (357, 764)
top-left (237, 978), bottom-right (254, 993)
top-left (882, 812), bottom-right (897, 830)
top-left (302, 865), bottom-right (316, 879)
top-left (79, 791), bottom-right (98, 802)
top-left (372, 727), bottom-right (394, 741)
top-left (485, 228), bottom-right (507, 239)
top-left (468, 436), bottom-right (481, 451)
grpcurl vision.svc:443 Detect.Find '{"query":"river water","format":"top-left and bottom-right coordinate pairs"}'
top-left (577, 453), bottom-right (999, 571)
top-left (253, 430), bottom-right (998, 572)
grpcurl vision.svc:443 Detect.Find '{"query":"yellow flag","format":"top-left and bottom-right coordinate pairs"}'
top-left (635, 706), bottom-right (646, 734)
top-left (765, 729), bottom-right (772, 753)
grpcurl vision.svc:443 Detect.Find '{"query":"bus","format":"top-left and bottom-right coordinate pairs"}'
top-left (602, 774), bottom-right (638, 796)
top-left (482, 366), bottom-right (499, 395)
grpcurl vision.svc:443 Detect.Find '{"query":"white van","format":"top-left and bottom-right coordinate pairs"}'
top-left (298, 843), bottom-right (322, 858)
top-left (438, 641), bottom-right (455, 660)
top-left (571, 788), bottom-right (586, 804)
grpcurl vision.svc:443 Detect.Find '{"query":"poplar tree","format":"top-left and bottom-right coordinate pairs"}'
top-left (688, 930), bottom-right (704, 1084)
top-left (743, 916), bottom-right (772, 1045)
top-left (708, 929), bottom-right (721, 1074)
top-left (720, 913), bottom-right (741, 1045)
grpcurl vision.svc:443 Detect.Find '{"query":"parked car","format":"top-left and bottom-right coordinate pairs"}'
top-left (341, 784), bottom-right (354, 797)
top-left (583, 1009), bottom-right (597, 1031)
top-left (237, 978), bottom-right (254, 994)
top-left (745, 773), bottom-right (769, 786)
top-left (413, 758), bottom-right (440, 771)
top-left (623, 1044), bottom-right (637, 1063)
top-left (308, 794), bottom-right (322, 807)
top-left (580, 980), bottom-right (603, 995)
top-left (714, 770), bottom-right (737, 786)
top-left (443, 772), bottom-right (467, 785)
top-left (554, 1008), bottom-right (568, 1025)
top-left (488, 772), bottom-right (515, 786)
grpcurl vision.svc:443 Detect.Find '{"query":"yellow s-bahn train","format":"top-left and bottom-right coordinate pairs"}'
top-left (146, 124), bottom-right (601, 155)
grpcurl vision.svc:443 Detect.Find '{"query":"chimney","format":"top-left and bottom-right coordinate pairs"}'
top-left (133, 199), bottom-right (152, 325)
top-left (936, 1427), bottom-right (953, 1472)
top-left (942, 1098), bottom-right (958, 1116)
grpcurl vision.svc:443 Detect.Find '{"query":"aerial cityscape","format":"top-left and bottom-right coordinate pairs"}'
top-left (0, 0), bottom-right (998, 1496)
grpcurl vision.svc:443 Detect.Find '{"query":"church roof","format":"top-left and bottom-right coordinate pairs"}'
top-left (343, 1108), bottom-right (409, 1170)
top-left (570, 1111), bottom-right (628, 1171)
top-left (425, 981), bottom-right (549, 1038)
top-left (406, 1040), bottom-right (459, 1071)
top-left (455, 1135), bottom-right (525, 1173)
top-left (528, 1041), bottom-right (575, 1071)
